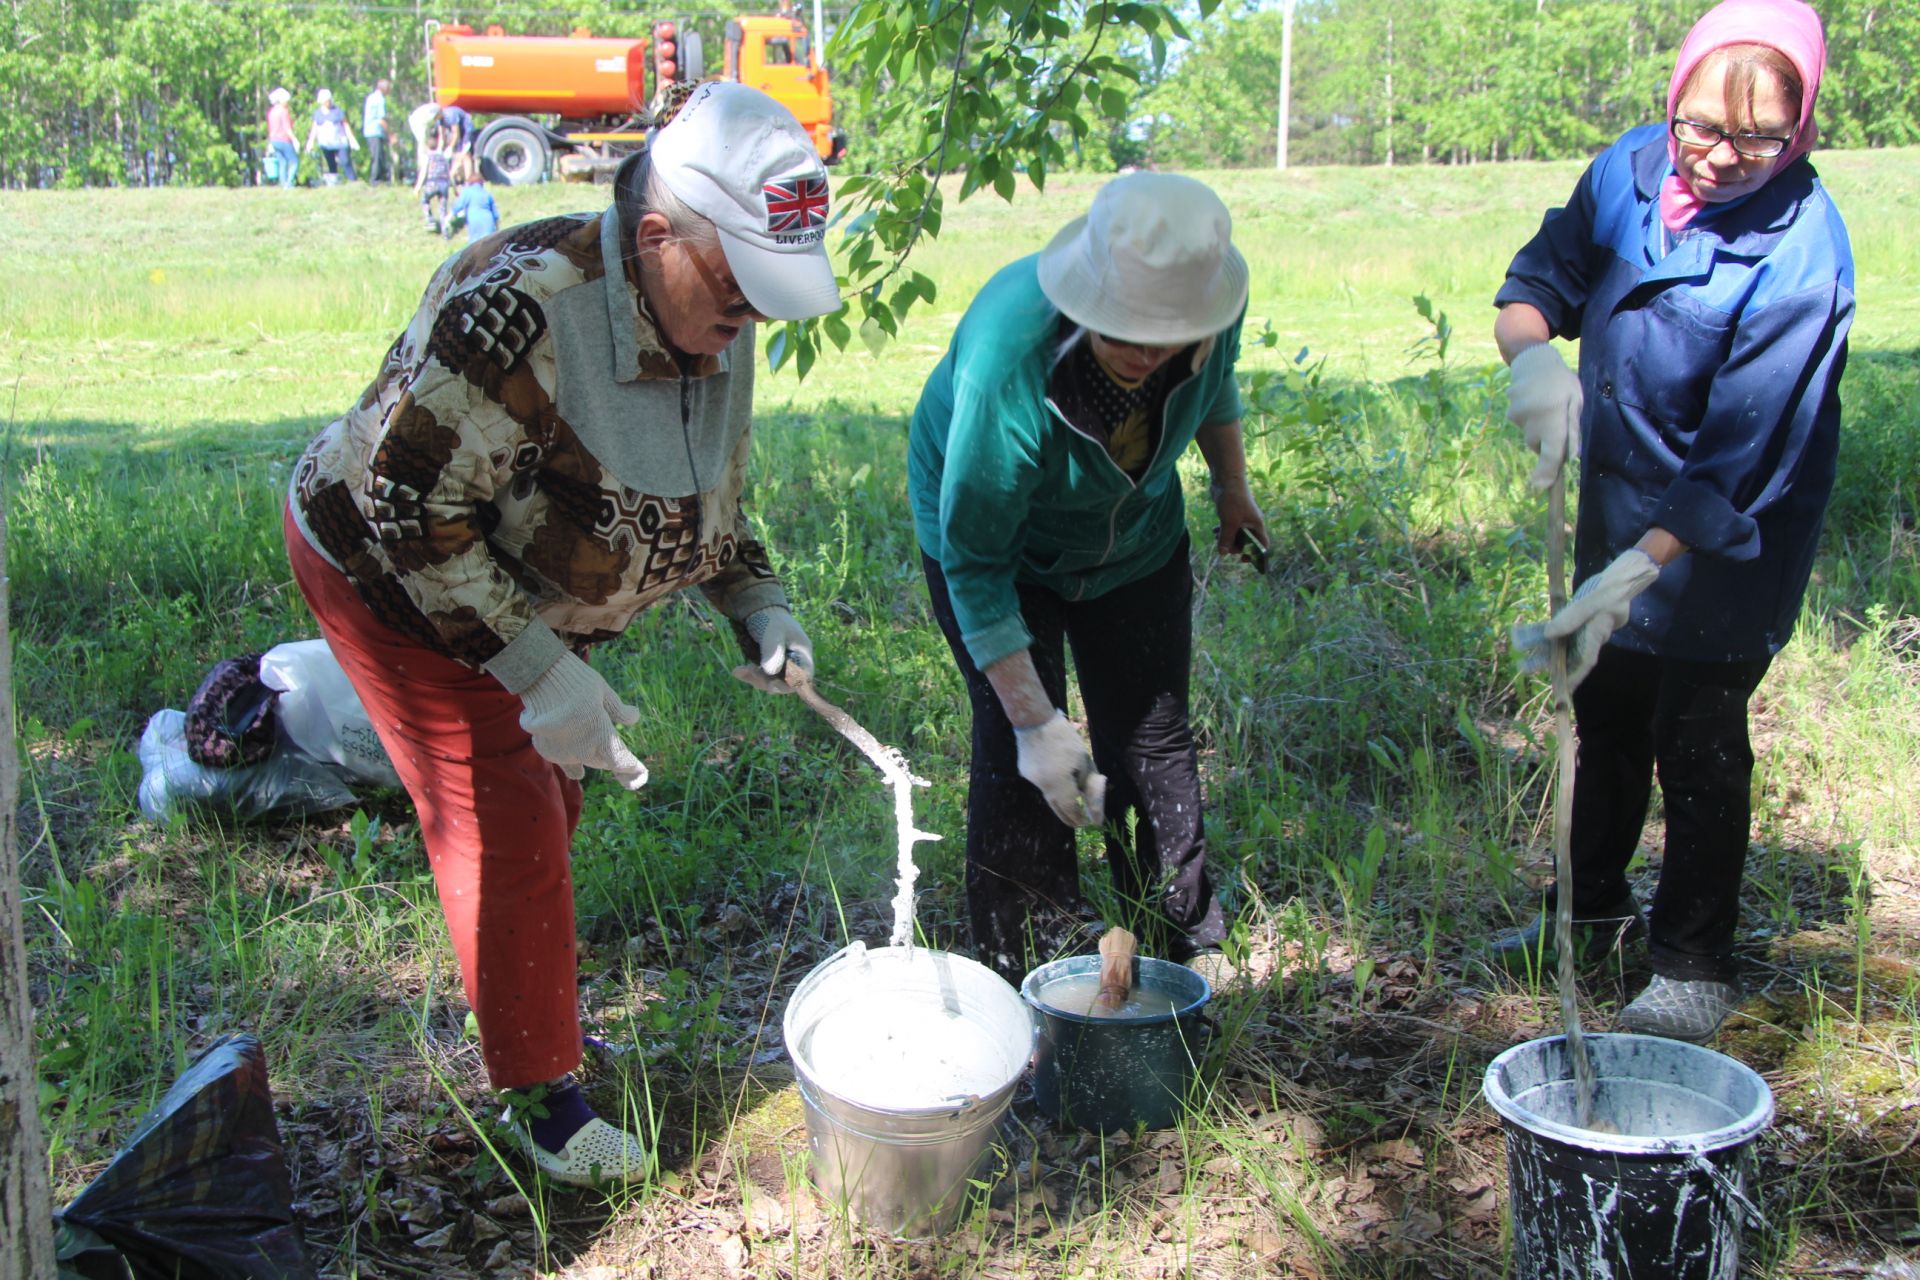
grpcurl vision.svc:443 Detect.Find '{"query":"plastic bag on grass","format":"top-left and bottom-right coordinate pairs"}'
top-left (258, 640), bottom-right (400, 789)
top-left (137, 710), bottom-right (363, 821)
top-left (55, 1032), bottom-right (316, 1280)
top-left (137, 639), bottom-right (399, 822)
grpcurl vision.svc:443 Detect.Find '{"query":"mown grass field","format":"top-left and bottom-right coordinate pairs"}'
top-left (6, 151), bottom-right (1919, 1278)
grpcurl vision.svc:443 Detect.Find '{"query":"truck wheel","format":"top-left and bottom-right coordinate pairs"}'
top-left (478, 119), bottom-right (550, 186)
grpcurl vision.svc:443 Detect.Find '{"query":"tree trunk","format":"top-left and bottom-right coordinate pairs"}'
top-left (0, 478), bottom-right (55, 1275)
top-left (1383, 15), bottom-right (1395, 167)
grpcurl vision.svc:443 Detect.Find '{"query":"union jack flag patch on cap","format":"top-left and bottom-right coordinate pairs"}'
top-left (764, 175), bottom-right (829, 234)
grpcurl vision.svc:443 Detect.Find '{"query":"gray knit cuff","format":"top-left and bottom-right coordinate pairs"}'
top-left (481, 618), bottom-right (569, 695)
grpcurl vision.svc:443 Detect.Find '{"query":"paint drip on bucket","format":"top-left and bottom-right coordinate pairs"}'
top-left (1484, 1033), bottom-right (1775, 1280)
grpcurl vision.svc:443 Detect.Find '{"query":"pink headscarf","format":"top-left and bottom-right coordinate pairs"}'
top-left (1659, 0), bottom-right (1827, 231)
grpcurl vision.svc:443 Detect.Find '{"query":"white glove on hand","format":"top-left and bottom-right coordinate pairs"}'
top-left (1506, 343), bottom-right (1583, 491)
top-left (1014, 711), bottom-right (1108, 828)
top-left (731, 606), bottom-right (815, 695)
top-left (1512, 548), bottom-right (1661, 688)
top-left (518, 651), bottom-right (649, 790)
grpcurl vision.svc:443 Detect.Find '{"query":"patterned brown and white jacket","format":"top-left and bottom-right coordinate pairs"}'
top-left (290, 207), bottom-right (788, 695)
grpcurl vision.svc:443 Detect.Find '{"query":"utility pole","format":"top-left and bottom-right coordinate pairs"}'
top-left (1275, 0), bottom-right (1297, 170)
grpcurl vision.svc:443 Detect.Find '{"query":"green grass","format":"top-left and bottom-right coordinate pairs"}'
top-left (8, 153), bottom-right (1920, 1277)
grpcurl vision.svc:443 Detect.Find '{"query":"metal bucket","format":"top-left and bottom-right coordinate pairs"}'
top-left (1020, 955), bottom-right (1211, 1133)
top-left (782, 943), bottom-right (1033, 1239)
top-left (1483, 1034), bottom-right (1774, 1279)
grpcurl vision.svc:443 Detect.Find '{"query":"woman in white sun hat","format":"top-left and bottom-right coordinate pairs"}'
top-left (908, 171), bottom-right (1266, 983)
top-left (284, 83), bottom-right (839, 1188)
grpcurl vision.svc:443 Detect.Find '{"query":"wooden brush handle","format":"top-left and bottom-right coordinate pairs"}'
top-left (1093, 927), bottom-right (1137, 1010)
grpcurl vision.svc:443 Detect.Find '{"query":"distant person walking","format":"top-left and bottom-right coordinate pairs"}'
top-left (1491, 0), bottom-right (1852, 1043)
top-left (407, 100), bottom-right (442, 180)
top-left (448, 172), bottom-right (500, 242)
top-left (414, 137), bottom-right (454, 236)
top-left (265, 87), bottom-right (298, 189)
top-left (305, 88), bottom-right (359, 183)
top-left (438, 103), bottom-right (476, 180)
top-left (362, 79), bottom-right (391, 183)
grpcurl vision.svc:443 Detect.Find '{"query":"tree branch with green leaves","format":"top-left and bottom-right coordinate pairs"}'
top-left (764, 0), bottom-right (1214, 378)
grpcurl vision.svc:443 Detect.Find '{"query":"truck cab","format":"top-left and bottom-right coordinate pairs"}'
top-left (725, 15), bottom-right (843, 164)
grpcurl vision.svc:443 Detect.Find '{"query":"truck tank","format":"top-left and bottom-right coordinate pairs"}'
top-left (432, 28), bottom-right (648, 117)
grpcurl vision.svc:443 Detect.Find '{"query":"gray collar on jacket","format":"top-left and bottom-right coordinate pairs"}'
top-left (597, 206), bottom-right (734, 383)
top-left (541, 210), bottom-right (752, 497)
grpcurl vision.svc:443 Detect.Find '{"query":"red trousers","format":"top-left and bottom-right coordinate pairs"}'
top-left (286, 508), bottom-right (583, 1089)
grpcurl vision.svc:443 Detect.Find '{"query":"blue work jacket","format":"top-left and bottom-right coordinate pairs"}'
top-left (1497, 123), bottom-right (1854, 662)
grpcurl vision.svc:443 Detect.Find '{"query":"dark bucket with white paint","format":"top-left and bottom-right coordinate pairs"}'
top-left (782, 943), bottom-right (1033, 1239)
top-left (1020, 954), bottom-right (1210, 1133)
top-left (1483, 1034), bottom-right (1773, 1279)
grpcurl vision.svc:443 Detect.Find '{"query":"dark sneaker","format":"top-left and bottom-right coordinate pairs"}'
top-left (1617, 975), bottom-right (1740, 1042)
top-left (1486, 895), bottom-right (1645, 975)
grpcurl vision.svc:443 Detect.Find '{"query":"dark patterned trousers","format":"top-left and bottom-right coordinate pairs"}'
top-left (923, 535), bottom-right (1225, 981)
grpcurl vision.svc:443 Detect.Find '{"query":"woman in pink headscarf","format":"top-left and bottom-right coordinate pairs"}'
top-left (1488, 0), bottom-right (1853, 1041)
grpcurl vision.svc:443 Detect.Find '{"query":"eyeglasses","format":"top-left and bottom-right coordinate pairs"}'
top-left (1670, 118), bottom-right (1794, 158)
top-left (678, 239), bottom-right (759, 320)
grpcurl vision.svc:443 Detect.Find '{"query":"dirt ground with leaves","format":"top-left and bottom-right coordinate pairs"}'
top-left (241, 834), bottom-right (1919, 1280)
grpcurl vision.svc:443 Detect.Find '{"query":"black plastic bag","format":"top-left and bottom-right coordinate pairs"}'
top-left (55, 1033), bottom-right (315, 1279)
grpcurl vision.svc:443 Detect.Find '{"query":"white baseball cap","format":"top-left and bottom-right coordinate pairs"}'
top-left (649, 82), bottom-right (839, 321)
top-left (1037, 172), bottom-right (1248, 345)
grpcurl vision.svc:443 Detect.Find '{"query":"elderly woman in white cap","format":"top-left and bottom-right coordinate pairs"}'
top-left (909, 172), bottom-right (1265, 983)
top-left (283, 83), bottom-right (840, 1187)
top-left (303, 87), bottom-right (358, 183)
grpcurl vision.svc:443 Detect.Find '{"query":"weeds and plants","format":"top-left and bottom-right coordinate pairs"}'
top-left (8, 167), bottom-right (1920, 1276)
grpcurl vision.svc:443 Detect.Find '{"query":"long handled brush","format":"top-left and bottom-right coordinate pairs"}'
top-left (1548, 473), bottom-right (1597, 1128)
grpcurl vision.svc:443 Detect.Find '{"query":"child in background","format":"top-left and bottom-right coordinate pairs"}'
top-left (448, 172), bottom-right (501, 243)
top-left (415, 137), bottom-right (454, 236)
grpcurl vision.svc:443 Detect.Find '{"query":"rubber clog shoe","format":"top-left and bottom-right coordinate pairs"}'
top-left (512, 1115), bottom-right (655, 1189)
top-left (1616, 975), bottom-right (1740, 1043)
top-left (1184, 949), bottom-right (1278, 995)
top-left (1486, 896), bottom-right (1645, 975)
top-left (1183, 950), bottom-right (1238, 993)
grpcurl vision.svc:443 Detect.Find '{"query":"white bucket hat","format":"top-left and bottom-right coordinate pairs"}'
top-left (268, 87), bottom-right (291, 106)
top-left (1037, 172), bottom-right (1248, 345)
top-left (649, 81), bottom-right (839, 321)
top-left (315, 88), bottom-right (333, 104)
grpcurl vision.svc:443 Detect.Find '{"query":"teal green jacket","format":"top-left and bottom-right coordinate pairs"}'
top-left (908, 255), bottom-right (1245, 670)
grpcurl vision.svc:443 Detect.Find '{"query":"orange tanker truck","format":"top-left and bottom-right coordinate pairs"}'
top-left (430, 11), bottom-right (845, 185)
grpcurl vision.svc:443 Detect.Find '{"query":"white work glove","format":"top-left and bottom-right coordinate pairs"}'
top-left (730, 605), bottom-right (815, 694)
top-left (1506, 343), bottom-right (1583, 492)
top-left (1512, 549), bottom-right (1661, 688)
top-left (1014, 711), bottom-right (1108, 828)
top-left (517, 651), bottom-right (649, 790)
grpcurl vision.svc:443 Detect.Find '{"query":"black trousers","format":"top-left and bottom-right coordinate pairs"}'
top-left (924, 538), bottom-right (1226, 979)
top-left (364, 134), bottom-right (390, 183)
top-left (1566, 643), bottom-right (1772, 982)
